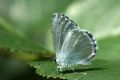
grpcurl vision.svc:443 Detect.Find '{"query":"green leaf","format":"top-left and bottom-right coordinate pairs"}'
top-left (30, 36), bottom-right (120, 80)
top-left (30, 60), bottom-right (120, 80)
top-left (0, 0), bottom-right (75, 52)
top-left (0, 16), bottom-right (47, 53)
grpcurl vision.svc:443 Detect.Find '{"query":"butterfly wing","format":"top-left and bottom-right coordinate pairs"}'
top-left (52, 13), bottom-right (98, 67)
top-left (52, 13), bottom-right (79, 54)
top-left (57, 29), bottom-right (97, 66)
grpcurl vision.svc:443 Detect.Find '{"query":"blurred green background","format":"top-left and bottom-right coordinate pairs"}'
top-left (0, 0), bottom-right (120, 80)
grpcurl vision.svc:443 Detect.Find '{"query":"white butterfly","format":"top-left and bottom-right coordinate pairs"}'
top-left (52, 13), bottom-right (98, 71)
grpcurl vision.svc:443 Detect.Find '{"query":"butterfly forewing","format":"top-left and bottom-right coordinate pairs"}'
top-left (52, 13), bottom-right (78, 54)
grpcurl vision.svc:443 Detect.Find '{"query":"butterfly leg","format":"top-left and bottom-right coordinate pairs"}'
top-left (57, 66), bottom-right (64, 71)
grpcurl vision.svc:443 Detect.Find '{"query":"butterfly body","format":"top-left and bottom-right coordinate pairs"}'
top-left (52, 13), bottom-right (98, 71)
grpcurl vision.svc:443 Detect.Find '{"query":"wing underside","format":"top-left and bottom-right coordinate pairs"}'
top-left (59, 29), bottom-right (96, 65)
top-left (52, 13), bottom-right (79, 54)
top-left (52, 13), bottom-right (97, 66)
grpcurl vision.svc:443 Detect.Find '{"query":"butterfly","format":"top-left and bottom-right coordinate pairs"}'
top-left (52, 13), bottom-right (98, 71)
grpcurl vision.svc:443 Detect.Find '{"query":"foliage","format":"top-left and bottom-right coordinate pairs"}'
top-left (0, 0), bottom-right (120, 80)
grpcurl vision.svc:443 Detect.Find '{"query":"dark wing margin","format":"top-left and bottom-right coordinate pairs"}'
top-left (81, 30), bottom-right (98, 53)
top-left (52, 13), bottom-right (79, 54)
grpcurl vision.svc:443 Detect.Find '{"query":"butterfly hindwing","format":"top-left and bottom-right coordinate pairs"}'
top-left (57, 29), bottom-right (95, 66)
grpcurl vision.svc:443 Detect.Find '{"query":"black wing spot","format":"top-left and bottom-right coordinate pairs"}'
top-left (85, 32), bottom-right (93, 39)
top-left (85, 31), bottom-right (98, 53)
